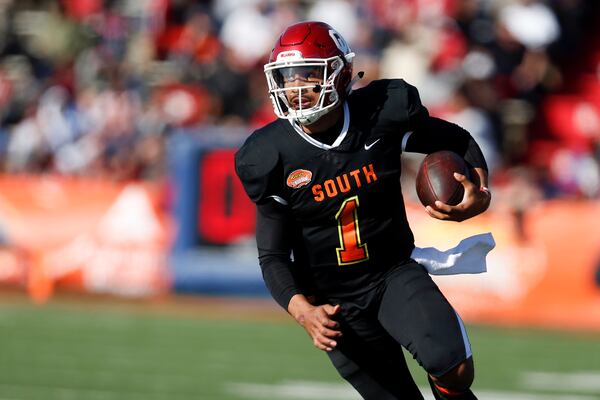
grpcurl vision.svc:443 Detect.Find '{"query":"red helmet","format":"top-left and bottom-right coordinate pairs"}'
top-left (264, 21), bottom-right (355, 125)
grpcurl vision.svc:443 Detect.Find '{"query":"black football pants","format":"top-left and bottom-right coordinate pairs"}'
top-left (326, 261), bottom-right (472, 399)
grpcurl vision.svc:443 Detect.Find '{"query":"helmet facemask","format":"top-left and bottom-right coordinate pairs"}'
top-left (264, 53), bottom-right (353, 125)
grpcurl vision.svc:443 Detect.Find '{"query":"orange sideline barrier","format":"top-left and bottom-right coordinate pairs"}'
top-left (1, 175), bottom-right (599, 330)
top-left (406, 201), bottom-right (600, 331)
top-left (0, 176), bottom-right (172, 302)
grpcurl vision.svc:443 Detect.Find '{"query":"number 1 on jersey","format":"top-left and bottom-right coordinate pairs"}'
top-left (335, 196), bottom-right (369, 265)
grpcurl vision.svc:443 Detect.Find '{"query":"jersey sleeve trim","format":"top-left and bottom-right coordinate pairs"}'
top-left (268, 195), bottom-right (289, 205)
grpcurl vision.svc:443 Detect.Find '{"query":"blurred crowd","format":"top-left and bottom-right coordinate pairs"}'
top-left (0, 0), bottom-right (599, 202)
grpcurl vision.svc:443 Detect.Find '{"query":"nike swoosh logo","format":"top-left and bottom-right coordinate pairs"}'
top-left (364, 138), bottom-right (380, 150)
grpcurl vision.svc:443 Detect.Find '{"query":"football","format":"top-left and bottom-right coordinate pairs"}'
top-left (415, 151), bottom-right (470, 207)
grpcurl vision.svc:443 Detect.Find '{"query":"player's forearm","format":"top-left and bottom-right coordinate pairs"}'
top-left (407, 117), bottom-right (489, 172)
top-left (259, 255), bottom-right (302, 310)
top-left (255, 200), bottom-right (301, 309)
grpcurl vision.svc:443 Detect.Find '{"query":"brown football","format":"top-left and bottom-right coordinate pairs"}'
top-left (415, 151), bottom-right (470, 207)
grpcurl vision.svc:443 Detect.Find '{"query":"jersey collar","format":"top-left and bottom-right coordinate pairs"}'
top-left (289, 102), bottom-right (350, 150)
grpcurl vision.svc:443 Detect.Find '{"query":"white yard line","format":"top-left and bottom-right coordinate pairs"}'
top-left (522, 371), bottom-right (600, 394)
top-left (0, 383), bottom-right (181, 400)
top-left (228, 381), bottom-right (362, 400)
top-left (227, 380), bottom-right (600, 400)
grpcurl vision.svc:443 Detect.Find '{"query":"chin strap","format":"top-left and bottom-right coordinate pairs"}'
top-left (347, 71), bottom-right (365, 94)
top-left (296, 109), bottom-right (327, 125)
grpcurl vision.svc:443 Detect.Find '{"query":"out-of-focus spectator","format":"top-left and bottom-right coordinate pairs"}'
top-left (0, 0), bottom-right (598, 202)
top-left (219, 4), bottom-right (274, 69)
top-left (434, 82), bottom-right (502, 175)
top-left (548, 148), bottom-right (600, 198)
top-left (306, 0), bottom-right (359, 46)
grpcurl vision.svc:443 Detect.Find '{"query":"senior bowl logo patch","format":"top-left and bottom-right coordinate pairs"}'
top-left (287, 169), bottom-right (312, 189)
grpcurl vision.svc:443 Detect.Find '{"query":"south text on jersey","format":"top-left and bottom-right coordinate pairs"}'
top-left (311, 163), bottom-right (378, 202)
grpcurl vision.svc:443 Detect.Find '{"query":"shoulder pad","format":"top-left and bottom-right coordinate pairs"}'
top-left (400, 80), bottom-right (429, 129)
top-left (352, 79), bottom-right (429, 128)
top-left (235, 130), bottom-right (281, 204)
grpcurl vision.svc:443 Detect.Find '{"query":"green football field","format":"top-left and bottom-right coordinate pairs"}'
top-left (0, 295), bottom-right (599, 400)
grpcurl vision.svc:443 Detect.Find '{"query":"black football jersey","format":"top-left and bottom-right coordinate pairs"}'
top-left (236, 79), bottom-right (430, 299)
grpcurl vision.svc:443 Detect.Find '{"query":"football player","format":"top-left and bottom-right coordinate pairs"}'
top-left (235, 21), bottom-right (491, 400)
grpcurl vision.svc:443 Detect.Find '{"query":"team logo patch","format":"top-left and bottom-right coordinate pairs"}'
top-left (287, 169), bottom-right (313, 189)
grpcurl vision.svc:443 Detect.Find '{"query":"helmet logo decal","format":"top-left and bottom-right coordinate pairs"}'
top-left (276, 50), bottom-right (303, 61)
top-left (328, 29), bottom-right (350, 54)
top-left (287, 169), bottom-right (313, 189)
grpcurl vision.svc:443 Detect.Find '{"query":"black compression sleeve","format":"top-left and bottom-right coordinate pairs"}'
top-left (405, 117), bottom-right (488, 171)
top-left (255, 200), bottom-right (301, 310)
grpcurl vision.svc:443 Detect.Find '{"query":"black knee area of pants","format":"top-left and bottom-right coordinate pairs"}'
top-left (417, 335), bottom-right (466, 377)
top-left (331, 353), bottom-right (361, 381)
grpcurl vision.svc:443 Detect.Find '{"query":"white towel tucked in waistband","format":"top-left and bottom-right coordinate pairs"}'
top-left (410, 232), bottom-right (495, 275)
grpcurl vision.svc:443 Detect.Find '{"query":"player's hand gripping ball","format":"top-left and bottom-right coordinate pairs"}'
top-left (416, 151), bottom-right (470, 208)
